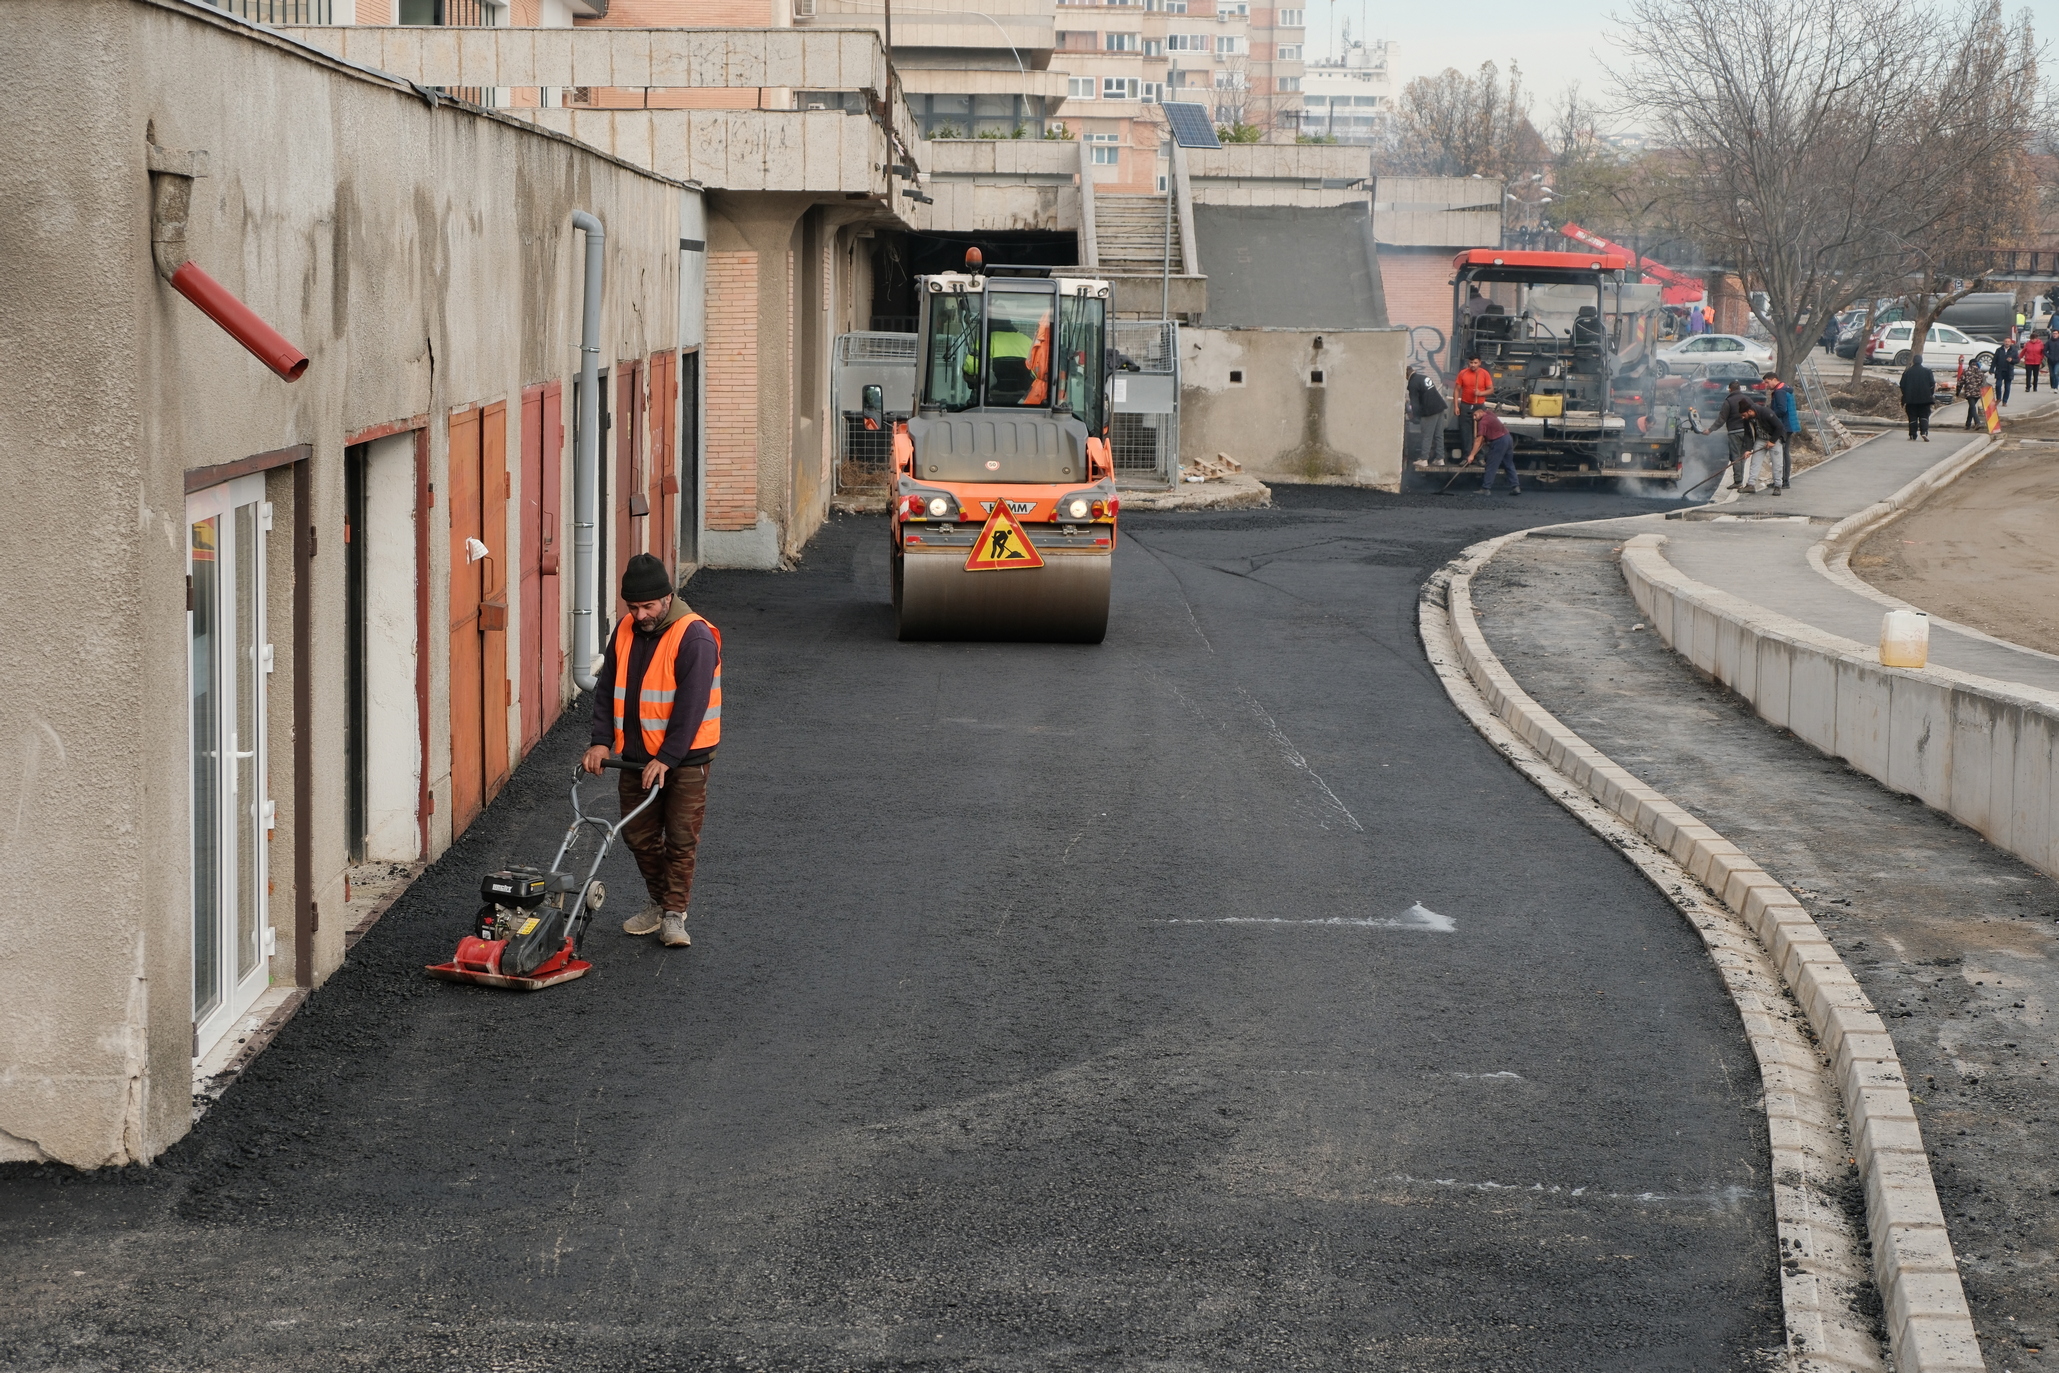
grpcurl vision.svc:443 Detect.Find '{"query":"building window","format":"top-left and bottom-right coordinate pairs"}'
top-left (1143, 38), bottom-right (1163, 55)
top-left (1105, 31), bottom-right (1138, 50)
top-left (1141, 80), bottom-right (1164, 102)
top-left (1089, 134), bottom-right (1122, 164)
top-left (1215, 34), bottom-right (1240, 54)
top-left (1167, 33), bottom-right (1205, 50)
top-left (1277, 75), bottom-right (1299, 91)
top-left (1213, 70), bottom-right (1245, 89)
top-left (1059, 30), bottom-right (1098, 49)
top-left (1277, 6), bottom-right (1303, 24)
top-left (1102, 76), bottom-right (1139, 98)
top-left (1068, 77), bottom-right (1097, 98)
top-left (1276, 43), bottom-right (1301, 60)
top-left (1220, 1), bottom-right (1248, 15)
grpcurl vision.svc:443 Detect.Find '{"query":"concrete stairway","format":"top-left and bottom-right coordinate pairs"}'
top-left (1093, 192), bottom-right (1184, 276)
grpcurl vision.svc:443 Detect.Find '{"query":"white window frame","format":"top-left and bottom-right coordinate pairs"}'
top-left (1104, 30), bottom-right (1138, 50)
top-left (1277, 7), bottom-right (1303, 25)
top-left (1141, 80), bottom-right (1164, 102)
top-left (1276, 43), bottom-right (1300, 60)
top-left (1215, 33), bottom-right (1240, 54)
top-left (1277, 75), bottom-right (1299, 91)
top-left (1091, 143), bottom-right (1121, 164)
top-left (1102, 75), bottom-right (1139, 98)
top-left (1068, 77), bottom-right (1097, 99)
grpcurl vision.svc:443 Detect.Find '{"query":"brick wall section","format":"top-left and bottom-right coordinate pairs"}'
top-left (705, 250), bottom-right (761, 532)
top-left (1378, 248), bottom-right (1456, 339)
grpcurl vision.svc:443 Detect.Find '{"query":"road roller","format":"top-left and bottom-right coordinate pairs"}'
top-left (881, 250), bottom-right (1118, 643)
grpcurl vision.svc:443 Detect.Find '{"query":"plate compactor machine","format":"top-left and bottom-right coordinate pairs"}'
top-left (426, 758), bottom-right (658, 991)
top-left (879, 249), bottom-right (1119, 643)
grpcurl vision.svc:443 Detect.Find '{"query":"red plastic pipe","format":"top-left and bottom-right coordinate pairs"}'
top-left (166, 260), bottom-right (309, 382)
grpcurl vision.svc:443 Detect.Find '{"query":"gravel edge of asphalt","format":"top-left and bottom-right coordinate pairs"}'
top-left (1420, 532), bottom-right (1978, 1373)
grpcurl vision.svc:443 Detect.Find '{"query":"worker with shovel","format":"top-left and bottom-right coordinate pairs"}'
top-left (583, 553), bottom-right (722, 949)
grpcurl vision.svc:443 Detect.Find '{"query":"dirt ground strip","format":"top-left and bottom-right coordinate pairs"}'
top-left (1473, 532), bottom-right (2059, 1369)
top-left (1855, 410), bottom-right (2059, 658)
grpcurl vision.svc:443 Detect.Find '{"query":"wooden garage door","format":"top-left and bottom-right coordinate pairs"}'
top-left (448, 402), bottom-right (511, 834)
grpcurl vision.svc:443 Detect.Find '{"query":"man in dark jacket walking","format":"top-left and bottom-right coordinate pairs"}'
top-left (584, 553), bottom-right (722, 949)
top-left (1899, 355), bottom-right (1936, 441)
top-left (1994, 340), bottom-right (2019, 406)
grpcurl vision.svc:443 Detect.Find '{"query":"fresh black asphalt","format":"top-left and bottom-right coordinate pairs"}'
top-left (1, 486), bottom-right (1783, 1370)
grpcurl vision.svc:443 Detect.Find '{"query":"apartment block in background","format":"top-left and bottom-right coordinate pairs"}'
top-left (1299, 37), bottom-right (1393, 144)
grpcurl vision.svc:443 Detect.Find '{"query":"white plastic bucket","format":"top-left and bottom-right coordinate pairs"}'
top-left (1881, 608), bottom-right (1930, 668)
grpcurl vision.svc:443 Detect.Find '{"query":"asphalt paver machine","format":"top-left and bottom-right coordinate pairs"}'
top-left (1428, 248), bottom-right (1687, 484)
top-left (883, 250), bottom-right (1119, 643)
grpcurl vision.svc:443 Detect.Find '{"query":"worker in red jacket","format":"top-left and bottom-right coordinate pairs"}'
top-left (2024, 333), bottom-right (2047, 394)
top-left (1455, 356), bottom-right (1494, 463)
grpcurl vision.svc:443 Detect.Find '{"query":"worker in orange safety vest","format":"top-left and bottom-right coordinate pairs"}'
top-left (583, 553), bottom-right (723, 949)
top-left (1455, 355), bottom-right (1495, 463)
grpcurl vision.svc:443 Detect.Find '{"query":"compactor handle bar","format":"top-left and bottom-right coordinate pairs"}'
top-left (545, 757), bottom-right (666, 895)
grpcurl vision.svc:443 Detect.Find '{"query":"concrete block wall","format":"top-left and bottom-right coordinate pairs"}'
top-left (1622, 534), bottom-right (2059, 882)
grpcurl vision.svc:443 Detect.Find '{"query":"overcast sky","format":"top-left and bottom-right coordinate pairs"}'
top-left (1309, 0), bottom-right (1628, 121)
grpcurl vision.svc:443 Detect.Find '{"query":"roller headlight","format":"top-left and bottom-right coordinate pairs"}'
top-left (1065, 497), bottom-right (1091, 519)
top-left (928, 496), bottom-right (951, 517)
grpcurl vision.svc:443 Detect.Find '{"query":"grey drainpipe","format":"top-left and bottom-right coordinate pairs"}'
top-left (570, 210), bottom-right (606, 692)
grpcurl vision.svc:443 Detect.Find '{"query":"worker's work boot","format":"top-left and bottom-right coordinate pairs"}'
top-left (622, 904), bottom-right (663, 937)
top-left (659, 912), bottom-right (691, 947)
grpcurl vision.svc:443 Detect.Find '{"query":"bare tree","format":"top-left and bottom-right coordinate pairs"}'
top-left (1380, 61), bottom-right (1549, 179)
top-left (1609, 0), bottom-right (2048, 386)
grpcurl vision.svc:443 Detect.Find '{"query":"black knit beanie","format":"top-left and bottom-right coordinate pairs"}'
top-left (621, 553), bottom-right (672, 603)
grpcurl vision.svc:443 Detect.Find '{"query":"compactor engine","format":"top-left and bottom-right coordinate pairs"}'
top-left (885, 250), bottom-right (1118, 642)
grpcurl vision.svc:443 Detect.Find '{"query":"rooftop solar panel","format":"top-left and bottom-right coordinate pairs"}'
top-left (1160, 102), bottom-right (1221, 149)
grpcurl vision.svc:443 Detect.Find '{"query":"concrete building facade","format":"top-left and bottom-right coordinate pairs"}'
top-left (1, 0), bottom-right (692, 1167)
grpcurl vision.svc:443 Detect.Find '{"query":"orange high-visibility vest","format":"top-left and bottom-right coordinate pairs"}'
top-left (1023, 318), bottom-right (1053, 405)
top-left (611, 612), bottom-right (722, 758)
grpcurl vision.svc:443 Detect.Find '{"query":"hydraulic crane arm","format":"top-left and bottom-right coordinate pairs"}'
top-left (1559, 222), bottom-right (1703, 305)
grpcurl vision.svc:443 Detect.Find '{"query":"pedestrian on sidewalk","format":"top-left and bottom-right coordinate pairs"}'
top-left (1819, 315), bottom-right (1840, 354)
top-left (2023, 333), bottom-right (2045, 393)
top-left (1465, 403), bottom-right (1519, 496)
top-left (2047, 332), bottom-right (2059, 390)
top-left (1994, 339), bottom-right (2018, 406)
top-left (1956, 358), bottom-right (1988, 429)
top-left (1899, 354), bottom-right (1936, 441)
top-left (584, 553), bottom-right (722, 950)
top-left (1455, 355), bottom-right (1494, 460)
top-left (1406, 364), bottom-right (1448, 465)
top-left (1758, 371), bottom-right (1800, 491)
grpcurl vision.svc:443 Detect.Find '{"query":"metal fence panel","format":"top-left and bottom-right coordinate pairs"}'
top-left (833, 332), bottom-right (917, 494)
top-left (1109, 320), bottom-right (1179, 488)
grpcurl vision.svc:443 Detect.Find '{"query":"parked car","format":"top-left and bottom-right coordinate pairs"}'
top-left (1836, 307), bottom-right (1907, 358)
top-left (1866, 321), bottom-right (1995, 370)
top-left (1654, 333), bottom-right (1775, 375)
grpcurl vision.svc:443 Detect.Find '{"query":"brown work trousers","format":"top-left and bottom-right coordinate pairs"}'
top-left (617, 761), bottom-right (711, 914)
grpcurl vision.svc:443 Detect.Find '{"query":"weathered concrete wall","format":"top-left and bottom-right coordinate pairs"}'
top-left (1186, 144), bottom-right (1371, 207)
top-left (1372, 175), bottom-right (1503, 249)
top-left (1179, 327), bottom-right (1405, 489)
top-left (0, 0), bottom-right (681, 1167)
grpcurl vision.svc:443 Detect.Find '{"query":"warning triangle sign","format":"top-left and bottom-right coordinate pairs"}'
top-left (964, 501), bottom-right (1046, 571)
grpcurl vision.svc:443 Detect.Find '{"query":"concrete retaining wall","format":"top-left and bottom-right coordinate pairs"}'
top-left (1621, 534), bottom-right (2059, 881)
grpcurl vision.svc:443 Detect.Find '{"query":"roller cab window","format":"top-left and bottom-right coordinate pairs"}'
top-left (1055, 294), bottom-right (1106, 432)
top-left (923, 292), bottom-right (984, 411)
top-left (983, 291), bottom-right (1055, 408)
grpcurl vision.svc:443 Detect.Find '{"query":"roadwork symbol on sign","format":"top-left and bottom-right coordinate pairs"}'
top-left (964, 502), bottom-right (1044, 571)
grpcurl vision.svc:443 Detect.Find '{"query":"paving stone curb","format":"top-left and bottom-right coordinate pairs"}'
top-left (1422, 533), bottom-right (1984, 1373)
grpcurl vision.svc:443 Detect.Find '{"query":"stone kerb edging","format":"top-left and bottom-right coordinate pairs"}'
top-left (1620, 534), bottom-right (2059, 890)
top-left (1432, 536), bottom-right (1983, 1373)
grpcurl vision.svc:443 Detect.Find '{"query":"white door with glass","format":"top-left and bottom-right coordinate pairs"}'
top-left (188, 475), bottom-right (273, 1056)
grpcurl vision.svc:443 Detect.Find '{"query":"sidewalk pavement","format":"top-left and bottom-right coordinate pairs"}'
top-left (1656, 400), bottom-right (2059, 692)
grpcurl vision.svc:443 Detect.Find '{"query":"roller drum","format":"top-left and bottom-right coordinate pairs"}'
top-left (896, 549), bottom-right (1110, 643)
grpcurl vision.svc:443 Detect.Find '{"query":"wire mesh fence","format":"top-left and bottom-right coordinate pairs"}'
top-left (833, 332), bottom-right (918, 494)
top-left (1109, 320), bottom-right (1179, 487)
